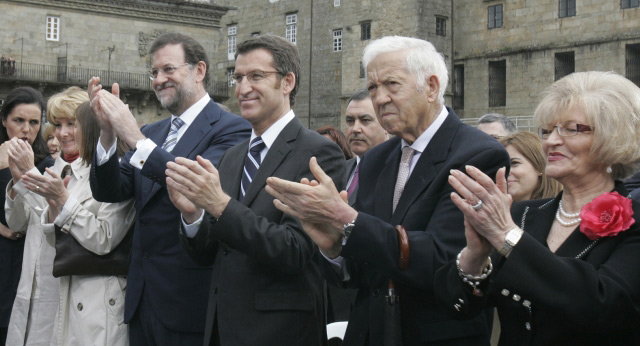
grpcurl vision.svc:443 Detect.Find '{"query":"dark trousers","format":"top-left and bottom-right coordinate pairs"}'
top-left (129, 290), bottom-right (204, 346)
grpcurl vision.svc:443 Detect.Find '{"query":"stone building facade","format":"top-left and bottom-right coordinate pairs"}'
top-left (453, 0), bottom-right (640, 122)
top-left (214, 0), bottom-right (640, 130)
top-left (213, 0), bottom-right (453, 129)
top-left (0, 0), bottom-right (231, 125)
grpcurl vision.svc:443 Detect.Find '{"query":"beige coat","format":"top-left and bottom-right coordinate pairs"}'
top-left (6, 156), bottom-right (134, 346)
top-left (5, 168), bottom-right (59, 346)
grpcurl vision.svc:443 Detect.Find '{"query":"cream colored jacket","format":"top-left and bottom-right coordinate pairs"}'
top-left (6, 156), bottom-right (134, 346)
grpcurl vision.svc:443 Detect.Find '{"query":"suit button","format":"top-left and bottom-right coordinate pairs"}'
top-left (77, 303), bottom-right (83, 311)
top-left (372, 289), bottom-right (380, 296)
top-left (139, 160), bottom-right (145, 165)
top-left (109, 299), bottom-right (116, 306)
top-left (143, 252), bottom-right (149, 259)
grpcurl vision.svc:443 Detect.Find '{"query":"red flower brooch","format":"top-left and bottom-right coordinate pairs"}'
top-left (580, 192), bottom-right (635, 240)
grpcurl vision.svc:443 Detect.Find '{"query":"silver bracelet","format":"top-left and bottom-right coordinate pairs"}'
top-left (456, 250), bottom-right (492, 296)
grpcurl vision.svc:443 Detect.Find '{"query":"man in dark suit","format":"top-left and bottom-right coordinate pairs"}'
top-left (266, 36), bottom-right (510, 346)
top-left (88, 33), bottom-right (251, 345)
top-left (164, 35), bottom-right (344, 346)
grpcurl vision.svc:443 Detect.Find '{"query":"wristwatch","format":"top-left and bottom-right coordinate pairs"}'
top-left (498, 227), bottom-right (523, 257)
top-left (343, 219), bottom-right (356, 238)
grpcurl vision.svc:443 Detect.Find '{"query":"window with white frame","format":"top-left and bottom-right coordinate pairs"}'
top-left (227, 68), bottom-right (235, 87)
top-left (286, 14), bottom-right (297, 44)
top-left (228, 26), bottom-right (237, 60)
top-left (334, 0), bottom-right (340, 6)
top-left (333, 29), bottom-right (342, 52)
top-left (46, 16), bottom-right (60, 41)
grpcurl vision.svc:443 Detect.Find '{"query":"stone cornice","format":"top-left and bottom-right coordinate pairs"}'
top-left (4, 0), bottom-right (232, 28)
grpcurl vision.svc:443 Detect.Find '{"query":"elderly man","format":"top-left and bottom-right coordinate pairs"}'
top-left (477, 113), bottom-right (516, 139)
top-left (344, 88), bottom-right (388, 206)
top-left (266, 36), bottom-right (509, 346)
top-left (88, 33), bottom-right (251, 345)
top-left (165, 35), bottom-right (345, 346)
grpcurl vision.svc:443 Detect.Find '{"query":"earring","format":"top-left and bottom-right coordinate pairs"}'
top-left (538, 172), bottom-right (543, 176)
top-left (606, 166), bottom-right (612, 174)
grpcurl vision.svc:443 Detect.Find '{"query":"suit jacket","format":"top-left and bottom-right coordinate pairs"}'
top-left (435, 181), bottom-right (640, 346)
top-left (345, 157), bottom-right (358, 207)
top-left (181, 117), bottom-right (345, 346)
top-left (89, 100), bottom-right (251, 332)
top-left (327, 108), bottom-right (509, 346)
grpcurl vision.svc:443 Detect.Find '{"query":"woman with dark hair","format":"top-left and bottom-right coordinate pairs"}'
top-left (317, 125), bottom-right (352, 159)
top-left (0, 87), bottom-right (54, 345)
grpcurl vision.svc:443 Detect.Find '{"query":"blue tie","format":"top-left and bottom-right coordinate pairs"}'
top-left (161, 117), bottom-right (185, 152)
top-left (240, 137), bottom-right (265, 200)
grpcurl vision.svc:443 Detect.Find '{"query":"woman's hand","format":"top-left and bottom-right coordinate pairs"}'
top-left (22, 168), bottom-right (71, 221)
top-left (7, 138), bottom-right (35, 182)
top-left (0, 224), bottom-right (24, 241)
top-left (449, 166), bottom-right (518, 250)
top-left (458, 218), bottom-right (493, 275)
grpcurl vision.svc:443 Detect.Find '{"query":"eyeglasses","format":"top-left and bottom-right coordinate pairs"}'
top-left (231, 71), bottom-right (282, 85)
top-left (537, 121), bottom-right (593, 139)
top-left (148, 63), bottom-right (192, 80)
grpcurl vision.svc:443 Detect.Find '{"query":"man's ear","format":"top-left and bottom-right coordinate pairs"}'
top-left (425, 75), bottom-right (440, 103)
top-left (281, 72), bottom-right (296, 95)
top-left (194, 61), bottom-right (207, 83)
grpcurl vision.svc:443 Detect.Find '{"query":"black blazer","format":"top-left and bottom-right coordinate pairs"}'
top-left (435, 181), bottom-right (640, 345)
top-left (328, 109), bottom-right (509, 346)
top-left (90, 100), bottom-right (251, 332)
top-left (181, 117), bottom-right (345, 346)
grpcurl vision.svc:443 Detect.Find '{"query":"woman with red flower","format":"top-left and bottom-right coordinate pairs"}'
top-left (435, 71), bottom-right (640, 345)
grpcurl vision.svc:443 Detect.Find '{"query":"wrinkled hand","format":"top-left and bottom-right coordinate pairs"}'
top-left (22, 167), bottom-right (71, 214)
top-left (0, 141), bottom-right (10, 169)
top-left (448, 166), bottom-right (516, 250)
top-left (7, 138), bottom-right (35, 182)
top-left (90, 78), bottom-right (143, 149)
top-left (266, 157), bottom-right (355, 230)
top-left (166, 156), bottom-right (230, 219)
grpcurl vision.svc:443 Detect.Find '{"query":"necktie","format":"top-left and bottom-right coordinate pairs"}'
top-left (392, 146), bottom-right (415, 213)
top-left (161, 117), bottom-right (185, 152)
top-left (347, 163), bottom-right (359, 198)
top-left (240, 137), bottom-right (266, 200)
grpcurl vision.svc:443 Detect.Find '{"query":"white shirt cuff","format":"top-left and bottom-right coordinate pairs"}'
top-left (129, 139), bottom-right (157, 170)
top-left (181, 210), bottom-right (205, 238)
top-left (96, 137), bottom-right (118, 166)
top-left (321, 252), bottom-right (351, 281)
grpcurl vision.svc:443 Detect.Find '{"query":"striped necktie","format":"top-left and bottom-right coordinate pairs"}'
top-left (161, 117), bottom-right (185, 152)
top-left (240, 137), bottom-right (266, 200)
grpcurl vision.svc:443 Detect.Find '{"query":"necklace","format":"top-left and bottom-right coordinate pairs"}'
top-left (558, 200), bottom-right (581, 218)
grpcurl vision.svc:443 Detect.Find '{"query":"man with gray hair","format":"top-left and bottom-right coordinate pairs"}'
top-left (266, 36), bottom-right (509, 345)
top-left (477, 113), bottom-right (516, 139)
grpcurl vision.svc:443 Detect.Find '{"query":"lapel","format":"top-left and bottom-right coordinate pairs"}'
top-left (390, 113), bottom-right (458, 225)
top-left (374, 138), bottom-right (401, 222)
top-left (241, 117), bottom-right (301, 206)
top-left (219, 140), bottom-right (248, 203)
top-left (140, 101), bottom-right (221, 207)
top-left (140, 118), bottom-right (172, 206)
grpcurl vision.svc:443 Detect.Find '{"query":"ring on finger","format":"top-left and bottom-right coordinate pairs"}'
top-left (471, 199), bottom-right (483, 210)
top-left (35, 185), bottom-right (40, 190)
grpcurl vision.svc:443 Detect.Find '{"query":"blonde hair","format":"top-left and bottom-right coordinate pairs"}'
top-left (534, 71), bottom-right (640, 180)
top-left (42, 122), bottom-right (56, 140)
top-left (46, 86), bottom-right (89, 124)
top-left (500, 132), bottom-right (562, 200)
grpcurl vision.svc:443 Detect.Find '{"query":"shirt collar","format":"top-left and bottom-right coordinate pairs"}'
top-left (401, 106), bottom-right (449, 153)
top-left (171, 93), bottom-right (211, 127)
top-left (250, 109), bottom-right (295, 150)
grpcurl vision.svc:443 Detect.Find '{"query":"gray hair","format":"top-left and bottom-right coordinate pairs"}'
top-left (478, 113), bottom-right (517, 134)
top-left (362, 36), bottom-right (448, 105)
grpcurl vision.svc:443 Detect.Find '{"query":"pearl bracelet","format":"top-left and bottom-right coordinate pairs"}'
top-left (456, 250), bottom-right (493, 296)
